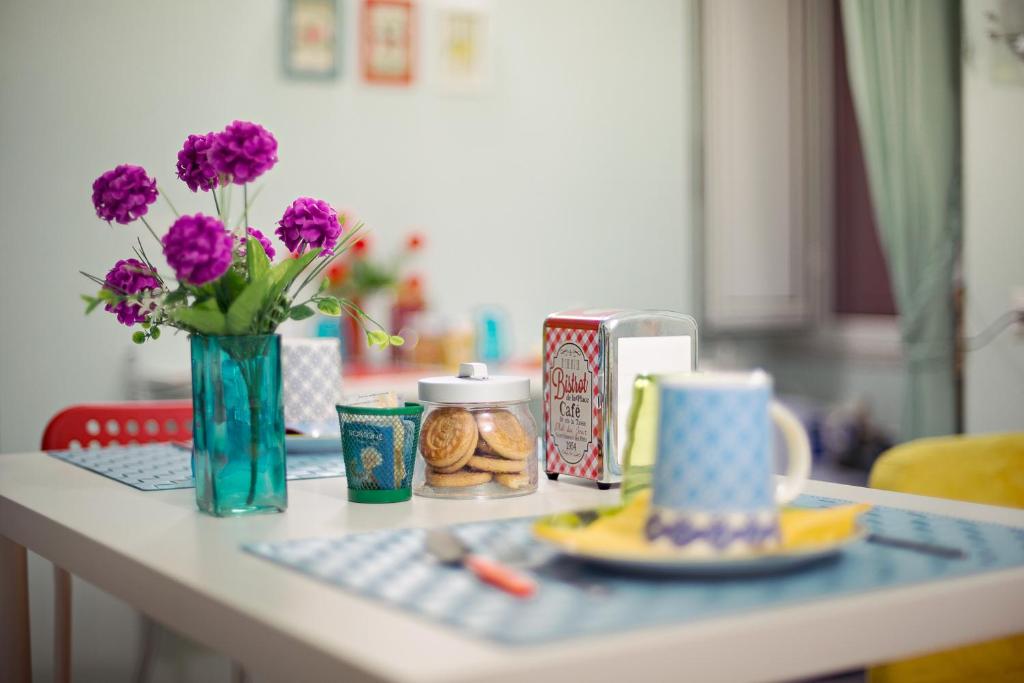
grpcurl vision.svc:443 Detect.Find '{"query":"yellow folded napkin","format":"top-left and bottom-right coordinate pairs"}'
top-left (779, 501), bottom-right (871, 547)
top-left (534, 490), bottom-right (870, 557)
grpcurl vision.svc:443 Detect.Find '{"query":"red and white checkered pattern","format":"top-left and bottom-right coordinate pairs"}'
top-left (543, 324), bottom-right (602, 481)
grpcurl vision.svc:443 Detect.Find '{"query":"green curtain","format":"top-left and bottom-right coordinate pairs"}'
top-left (841, 0), bottom-right (961, 440)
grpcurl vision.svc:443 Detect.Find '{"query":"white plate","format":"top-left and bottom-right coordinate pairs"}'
top-left (539, 528), bottom-right (867, 577)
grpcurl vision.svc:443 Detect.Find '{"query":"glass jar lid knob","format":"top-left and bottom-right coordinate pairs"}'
top-left (459, 362), bottom-right (489, 380)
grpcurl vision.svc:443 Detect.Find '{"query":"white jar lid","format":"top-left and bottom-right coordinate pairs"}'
top-left (418, 362), bottom-right (531, 404)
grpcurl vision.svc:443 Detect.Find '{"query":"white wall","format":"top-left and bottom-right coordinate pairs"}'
top-left (0, 1), bottom-right (697, 679)
top-left (962, 0), bottom-right (1024, 433)
top-left (0, 0), bottom-right (698, 454)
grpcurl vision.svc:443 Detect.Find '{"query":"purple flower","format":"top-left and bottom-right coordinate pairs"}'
top-left (103, 258), bottom-right (160, 326)
top-left (162, 213), bottom-right (233, 285)
top-left (175, 133), bottom-right (219, 192)
top-left (276, 197), bottom-right (342, 256)
top-left (91, 165), bottom-right (158, 224)
top-left (236, 227), bottom-right (276, 261)
top-left (209, 121), bottom-right (278, 184)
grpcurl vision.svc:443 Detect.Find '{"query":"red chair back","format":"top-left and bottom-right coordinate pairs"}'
top-left (41, 401), bottom-right (193, 450)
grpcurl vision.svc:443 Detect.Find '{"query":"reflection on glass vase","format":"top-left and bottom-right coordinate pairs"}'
top-left (190, 334), bottom-right (287, 516)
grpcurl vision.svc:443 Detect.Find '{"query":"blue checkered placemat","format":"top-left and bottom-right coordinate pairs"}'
top-left (49, 443), bottom-right (345, 491)
top-left (244, 496), bottom-right (1024, 646)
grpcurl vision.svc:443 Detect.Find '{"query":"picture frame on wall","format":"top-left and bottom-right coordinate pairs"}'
top-left (435, 0), bottom-right (492, 94)
top-left (283, 0), bottom-right (340, 80)
top-left (361, 0), bottom-right (416, 85)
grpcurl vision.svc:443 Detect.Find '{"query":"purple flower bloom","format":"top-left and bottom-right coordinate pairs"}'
top-left (276, 197), bottom-right (342, 256)
top-left (236, 227), bottom-right (276, 261)
top-left (91, 165), bottom-right (158, 224)
top-left (175, 133), bottom-right (219, 192)
top-left (209, 121), bottom-right (278, 184)
top-left (162, 213), bottom-right (234, 285)
top-left (103, 258), bottom-right (160, 326)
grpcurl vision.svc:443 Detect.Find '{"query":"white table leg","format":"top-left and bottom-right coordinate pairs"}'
top-left (54, 566), bottom-right (72, 683)
top-left (131, 615), bottom-right (159, 683)
top-left (0, 534), bottom-right (32, 683)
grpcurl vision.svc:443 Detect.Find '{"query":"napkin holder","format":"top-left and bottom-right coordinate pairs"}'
top-left (542, 310), bottom-right (698, 488)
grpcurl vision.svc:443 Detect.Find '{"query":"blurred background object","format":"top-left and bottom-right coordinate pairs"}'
top-left (985, 0), bottom-right (1024, 84)
top-left (323, 229), bottom-right (426, 362)
top-left (281, 337), bottom-right (343, 429)
top-left (474, 306), bottom-right (510, 364)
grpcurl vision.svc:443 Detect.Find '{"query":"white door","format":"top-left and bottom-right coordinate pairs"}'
top-left (702, 0), bottom-right (833, 330)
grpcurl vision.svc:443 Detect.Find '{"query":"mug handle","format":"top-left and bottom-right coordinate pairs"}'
top-left (770, 401), bottom-right (811, 505)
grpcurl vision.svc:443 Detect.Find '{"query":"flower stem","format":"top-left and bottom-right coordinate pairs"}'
top-left (158, 187), bottom-right (180, 217)
top-left (236, 184), bottom-right (263, 228)
top-left (235, 338), bottom-right (269, 508)
top-left (246, 394), bottom-right (260, 506)
top-left (243, 184), bottom-right (249, 229)
top-left (140, 216), bottom-right (161, 247)
top-left (291, 223), bottom-right (367, 295)
top-left (223, 185), bottom-right (233, 225)
top-left (212, 189), bottom-right (222, 219)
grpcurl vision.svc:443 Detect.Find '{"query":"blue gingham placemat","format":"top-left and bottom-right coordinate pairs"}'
top-left (244, 496), bottom-right (1024, 646)
top-left (49, 443), bottom-right (345, 491)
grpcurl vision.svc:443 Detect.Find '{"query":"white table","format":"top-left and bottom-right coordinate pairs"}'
top-left (2, 451), bottom-right (1023, 683)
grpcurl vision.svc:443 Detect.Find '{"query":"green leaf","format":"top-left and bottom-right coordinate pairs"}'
top-left (278, 249), bottom-right (321, 287)
top-left (246, 237), bottom-right (270, 283)
top-left (225, 276), bottom-right (272, 335)
top-left (81, 294), bottom-right (103, 315)
top-left (366, 330), bottom-right (389, 348)
top-left (318, 277), bottom-right (330, 293)
top-left (350, 258), bottom-right (397, 293)
top-left (388, 335), bottom-right (405, 346)
top-left (218, 267), bottom-right (247, 305)
top-left (172, 298), bottom-right (227, 335)
top-left (316, 296), bottom-right (342, 316)
top-left (164, 287), bottom-right (188, 306)
top-left (193, 283), bottom-right (217, 300)
top-left (288, 304), bottom-right (315, 320)
top-left (211, 249), bottom-right (322, 335)
top-left (266, 249), bottom-right (320, 307)
top-left (150, 327), bottom-right (161, 340)
top-left (132, 331), bottom-right (146, 344)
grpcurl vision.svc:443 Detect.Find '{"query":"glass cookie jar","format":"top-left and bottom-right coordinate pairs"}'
top-left (414, 362), bottom-right (538, 499)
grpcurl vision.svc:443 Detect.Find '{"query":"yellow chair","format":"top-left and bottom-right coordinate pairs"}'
top-left (868, 432), bottom-right (1024, 683)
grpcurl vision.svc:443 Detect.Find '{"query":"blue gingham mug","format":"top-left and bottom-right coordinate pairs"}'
top-left (646, 370), bottom-right (810, 555)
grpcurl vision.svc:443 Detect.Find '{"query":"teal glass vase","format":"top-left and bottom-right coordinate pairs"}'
top-left (190, 334), bottom-right (287, 516)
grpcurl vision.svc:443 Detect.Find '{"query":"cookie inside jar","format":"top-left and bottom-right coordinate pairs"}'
top-left (415, 363), bottom-right (538, 499)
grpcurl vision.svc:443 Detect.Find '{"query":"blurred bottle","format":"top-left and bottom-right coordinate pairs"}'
top-left (441, 318), bottom-right (475, 369)
top-left (391, 275), bottom-right (427, 362)
top-left (475, 307), bottom-right (509, 363)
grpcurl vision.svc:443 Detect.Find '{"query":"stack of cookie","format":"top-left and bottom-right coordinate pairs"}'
top-left (420, 408), bottom-right (534, 490)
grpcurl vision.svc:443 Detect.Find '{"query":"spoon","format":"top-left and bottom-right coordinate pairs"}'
top-left (424, 529), bottom-right (537, 598)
